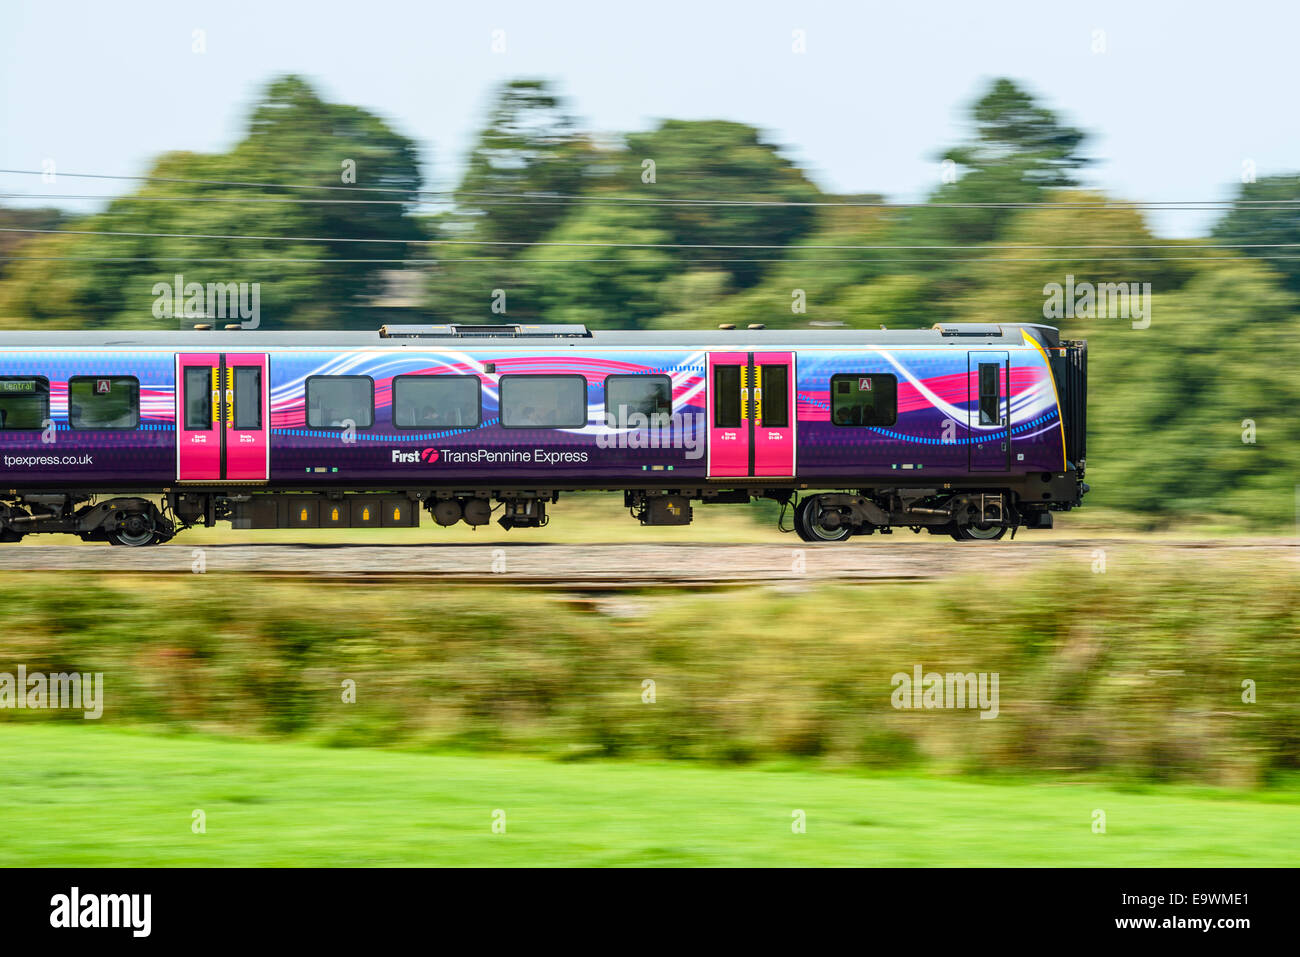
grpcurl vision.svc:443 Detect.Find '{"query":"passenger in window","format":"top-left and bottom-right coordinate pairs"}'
top-left (836, 406), bottom-right (864, 426)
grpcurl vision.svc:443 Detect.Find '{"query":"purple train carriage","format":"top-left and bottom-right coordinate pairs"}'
top-left (0, 322), bottom-right (1087, 545)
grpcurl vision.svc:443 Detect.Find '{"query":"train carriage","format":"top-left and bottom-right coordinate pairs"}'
top-left (0, 322), bottom-right (1087, 545)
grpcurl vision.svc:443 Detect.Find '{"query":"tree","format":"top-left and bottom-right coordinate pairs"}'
top-left (523, 204), bottom-right (677, 329)
top-left (426, 80), bottom-right (592, 323)
top-left (0, 75), bottom-right (424, 328)
top-left (905, 78), bottom-right (1091, 247)
top-left (943, 191), bottom-right (1191, 328)
top-left (1082, 261), bottom-right (1300, 525)
top-left (618, 120), bottom-right (819, 288)
top-left (452, 79), bottom-right (593, 248)
top-left (1211, 174), bottom-right (1300, 292)
top-left (0, 206), bottom-right (66, 277)
top-left (437, 114), bottom-right (821, 325)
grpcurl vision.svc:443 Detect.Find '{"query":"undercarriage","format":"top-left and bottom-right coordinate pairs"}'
top-left (0, 468), bottom-right (1087, 546)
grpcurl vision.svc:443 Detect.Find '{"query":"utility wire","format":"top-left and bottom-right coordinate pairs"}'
top-left (1, 168), bottom-right (1295, 210)
top-left (8, 192), bottom-right (1300, 212)
top-left (3, 254), bottom-right (1298, 265)
top-left (3, 225), bottom-right (1296, 251)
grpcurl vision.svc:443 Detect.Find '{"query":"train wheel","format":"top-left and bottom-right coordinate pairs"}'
top-left (792, 498), bottom-right (814, 542)
top-left (107, 511), bottom-right (161, 547)
top-left (794, 496), bottom-right (853, 543)
top-left (950, 523), bottom-right (1007, 542)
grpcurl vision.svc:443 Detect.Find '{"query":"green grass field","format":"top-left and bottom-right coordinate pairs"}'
top-left (1, 725), bottom-right (1295, 866)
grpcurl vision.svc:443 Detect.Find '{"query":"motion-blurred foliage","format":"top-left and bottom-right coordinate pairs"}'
top-left (0, 75), bottom-right (1297, 526)
top-left (0, 77), bottom-right (421, 328)
top-left (1, 560), bottom-right (1295, 787)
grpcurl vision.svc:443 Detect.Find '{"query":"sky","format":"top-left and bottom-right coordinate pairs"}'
top-left (2, 0), bottom-right (1296, 237)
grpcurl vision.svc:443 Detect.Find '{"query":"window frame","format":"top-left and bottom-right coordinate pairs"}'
top-left (391, 374), bottom-right (483, 431)
top-left (182, 366), bottom-right (213, 432)
top-left (498, 373), bottom-right (589, 430)
top-left (0, 376), bottom-right (51, 432)
top-left (305, 374), bottom-right (375, 431)
top-left (232, 365), bottom-right (263, 431)
top-left (603, 373), bottom-right (673, 426)
top-left (67, 375), bottom-right (140, 431)
top-left (978, 362), bottom-right (1002, 426)
top-left (759, 364), bottom-right (789, 429)
top-left (829, 373), bottom-right (898, 428)
top-left (713, 364), bottom-right (743, 428)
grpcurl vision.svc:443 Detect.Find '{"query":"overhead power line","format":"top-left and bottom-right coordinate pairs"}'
top-left (4, 255), bottom-right (1297, 266)
top-left (0, 168), bottom-right (443, 197)
top-left (1, 168), bottom-right (1296, 210)
top-left (8, 191), bottom-right (1300, 212)
top-left (3, 224), bottom-right (1296, 251)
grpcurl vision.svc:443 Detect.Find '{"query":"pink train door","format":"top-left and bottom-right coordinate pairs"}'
top-left (176, 353), bottom-right (269, 482)
top-left (223, 354), bottom-right (270, 481)
top-left (752, 351), bottom-right (795, 477)
top-left (708, 351), bottom-right (796, 479)
top-left (707, 352), bottom-right (749, 478)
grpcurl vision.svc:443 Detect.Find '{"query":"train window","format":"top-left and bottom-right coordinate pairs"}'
top-left (68, 376), bottom-right (139, 430)
top-left (233, 367), bottom-right (262, 430)
top-left (183, 367), bottom-right (212, 430)
top-left (499, 375), bottom-right (587, 428)
top-left (760, 365), bottom-right (788, 428)
top-left (306, 376), bottom-right (374, 430)
top-left (978, 362), bottom-right (1001, 425)
top-left (604, 374), bottom-right (672, 427)
top-left (0, 376), bottom-right (49, 431)
top-left (393, 375), bottom-right (481, 429)
top-left (830, 374), bottom-right (897, 427)
top-left (714, 365), bottom-right (742, 428)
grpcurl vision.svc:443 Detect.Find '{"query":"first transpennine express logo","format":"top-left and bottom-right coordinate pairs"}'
top-left (391, 448), bottom-right (588, 465)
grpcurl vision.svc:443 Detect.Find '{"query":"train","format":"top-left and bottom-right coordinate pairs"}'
top-left (0, 321), bottom-right (1088, 545)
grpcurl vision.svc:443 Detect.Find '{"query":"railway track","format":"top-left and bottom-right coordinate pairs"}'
top-left (0, 540), bottom-right (1292, 589)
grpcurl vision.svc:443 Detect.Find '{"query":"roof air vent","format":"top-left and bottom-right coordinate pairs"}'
top-left (379, 323), bottom-right (590, 339)
top-left (933, 323), bottom-right (1002, 337)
